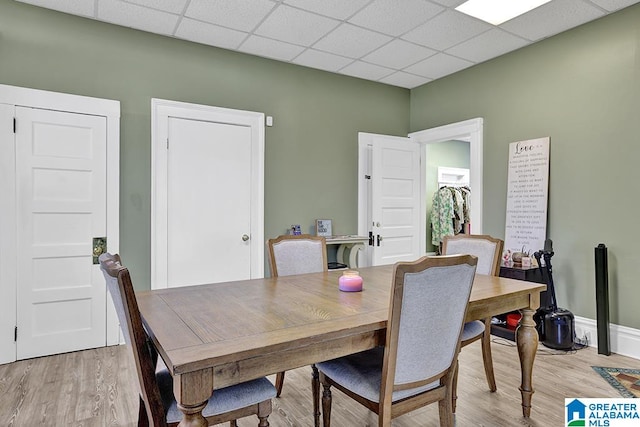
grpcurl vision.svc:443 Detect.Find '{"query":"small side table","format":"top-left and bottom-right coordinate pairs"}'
top-left (325, 235), bottom-right (369, 269)
top-left (491, 264), bottom-right (549, 341)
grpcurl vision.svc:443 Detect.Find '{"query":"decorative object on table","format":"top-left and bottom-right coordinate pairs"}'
top-left (315, 219), bottom-right (332, 237)
top-left (338, 270), bottom-right (363, 292)
top-left (290, 224), bottom-right (301, 235)
top-left (592, 366), bottom-right (640, 398)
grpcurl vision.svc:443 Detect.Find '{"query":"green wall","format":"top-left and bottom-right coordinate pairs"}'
top-left (425, 140), bottom-right (470, 253)
top-left (411, 4), bottom-right (640, 329)
top-left (0, 0), bottom-right (409, 289)
top-left (3, 0), bottom-right (639, 331)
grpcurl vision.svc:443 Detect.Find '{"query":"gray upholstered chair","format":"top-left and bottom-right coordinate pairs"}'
top-left (441, 234), bottom-right (504, 408)
top-left (266, 234), bottom-right (328, 400)
top-left (314, 254), bottom-right (478, 427)
top-left (99, 253), bottom-right (276, 427)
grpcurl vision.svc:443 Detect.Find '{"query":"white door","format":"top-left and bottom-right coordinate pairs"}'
top-left (15, 107), bottom-right (108, 359)
top-left (359, 133), bottom-right (422, 266)
top-left (151, 100), bottom-right (265, 289)
top-left (168, 118), bottom-right (251, 286)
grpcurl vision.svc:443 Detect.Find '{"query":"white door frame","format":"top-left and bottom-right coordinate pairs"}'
top-left (0, 84), bottom-right (121, 364)
top-left (358, 118), bottom-right (483, 262)
top-left (150, 99), bottom-right (265, 289)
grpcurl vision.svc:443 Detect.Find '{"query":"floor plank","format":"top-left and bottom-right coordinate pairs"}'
top-left (0, 338), bottom-right (637, 426)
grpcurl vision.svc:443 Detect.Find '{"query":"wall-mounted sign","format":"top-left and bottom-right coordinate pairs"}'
top-left (504, 137), bottom-right (550, 257)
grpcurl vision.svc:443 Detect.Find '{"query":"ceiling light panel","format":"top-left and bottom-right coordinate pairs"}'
top-left (456, 0), bottom-right (552, 25)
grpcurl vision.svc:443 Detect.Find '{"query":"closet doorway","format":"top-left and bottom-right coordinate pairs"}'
top-left (358, 118), bottom-right (483, 266)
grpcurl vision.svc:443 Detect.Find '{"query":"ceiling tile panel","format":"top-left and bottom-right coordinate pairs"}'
top-left (405, 52), bottom-right (474, 79)
top-left (363, 39), bottom-right (436, 69)
top-left (589, 0), bottom-right (640, 11)
top-left (293, 49), bottom-right (354, 72)
top-left (339, 61), bottom-right (395, 81)
top-left (175, 18), bottom-right (247, 50)
top-left (428, 0), bottom-right (466, 7)
top-left (97, 0), bottom-right (179, 35)
top-left (16, 0), bottom-right (95, 17)
top-left (379, 71), bottom-right (432, 88)
top-left (19, 0), bottom-right (640, 88)
top-left (500, 0), bottom-right (605, 42)
top-left (255, 4), bottom-right (340, 46)
top-left (402, 10), bottom-right (491, 50)
top-left (125, 0), bottom-right (189, 14)
top-left (313, 24), bottom-right (393, 59)
top-left (445, 29), bottom-right (529, 63)
top-left (283, 0), bottom-right (371, 19)
top-left (349, 0), bottom-right (444, 37)
top-left (239, 35), bottom-right (306, 61)
top-left (185, 0), bottom-right (276, 32)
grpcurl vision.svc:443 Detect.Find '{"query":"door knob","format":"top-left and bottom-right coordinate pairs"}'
top-left (242, 234), bottom-right (250, 242)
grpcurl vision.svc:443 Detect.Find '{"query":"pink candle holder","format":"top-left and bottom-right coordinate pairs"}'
top-left (338, 270), bottom-right (363, 292)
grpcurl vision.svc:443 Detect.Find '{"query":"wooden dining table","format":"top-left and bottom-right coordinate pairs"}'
top-left (137, 264), bottom-right (546, 427)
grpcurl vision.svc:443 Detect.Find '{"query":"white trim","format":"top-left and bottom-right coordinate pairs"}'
top-left (0, 84), bottom-right (120, 117)
top-left (409, 118), bottom-right (484, 255)
top-left (574, 316), bottom-right (640, 360)
top-left (0, 103), bottom-right (17, 365)
top-left (0, 84), bottom-right (121, 360)
top-left (150, 99), bottom-right (265, 289)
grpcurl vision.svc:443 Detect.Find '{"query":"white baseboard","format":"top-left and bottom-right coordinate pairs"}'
top-left (573, 316), bottom-right (640, 360)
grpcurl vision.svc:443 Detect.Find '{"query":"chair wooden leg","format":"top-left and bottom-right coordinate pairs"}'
top-left (137, 396), bottom-right (148, 427)
top-left (452, 360), bottom-right (459, 413)
top-left (229, 420), bottom-right (238, 427)
top-left (481, 320), bottom-right (497, 392)
top-left (321, 382), bottom-right (333, 427)
top-left (312, 365), bottom-right (320, 427)
top-left (438, 391), bottom-right (455, 427)
top-left (275, 371), bottom-right (285, 397)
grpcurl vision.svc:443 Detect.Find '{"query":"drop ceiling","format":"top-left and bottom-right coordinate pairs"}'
top-left (16, 0), bottom-right (640, 88)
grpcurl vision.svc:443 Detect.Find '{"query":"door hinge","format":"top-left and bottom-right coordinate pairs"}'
top-left (166, 138), bottom-right (169, 149)
top-left (14, 326), bottom-right (17, 342)
top-left (13, 117), bottom-right (16, 133)
top-left (365, 175), bottom-right (371, 180)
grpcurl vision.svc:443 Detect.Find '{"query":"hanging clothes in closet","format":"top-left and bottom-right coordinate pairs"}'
top-left (430, 186), bottom-right (471, 250)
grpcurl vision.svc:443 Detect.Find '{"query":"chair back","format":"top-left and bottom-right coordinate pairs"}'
top-left (267, 234), bottom-right (327, 277)
top-left (442, 234), bottom-right (503, 276)
top-left (99, 253), bottom-right (167, 426)
top-left (381, 255), bottom-right (477, 396)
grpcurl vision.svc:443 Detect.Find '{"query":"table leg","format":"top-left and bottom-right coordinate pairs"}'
top-left (516, 308), bottom-right (538, 418)
top-left (177, 401), bottom-right (208, 427)
top-left (175, 370), bottom-right (212, 427)
top-left (312, 365), bottom-right (320, 427)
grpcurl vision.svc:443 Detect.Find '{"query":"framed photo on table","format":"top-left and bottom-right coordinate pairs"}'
top-left (315, 219), bottom-right (332, 237)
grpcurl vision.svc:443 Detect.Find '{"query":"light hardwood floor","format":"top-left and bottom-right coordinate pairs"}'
top-left (0, 338), bottom-right (637, 426)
